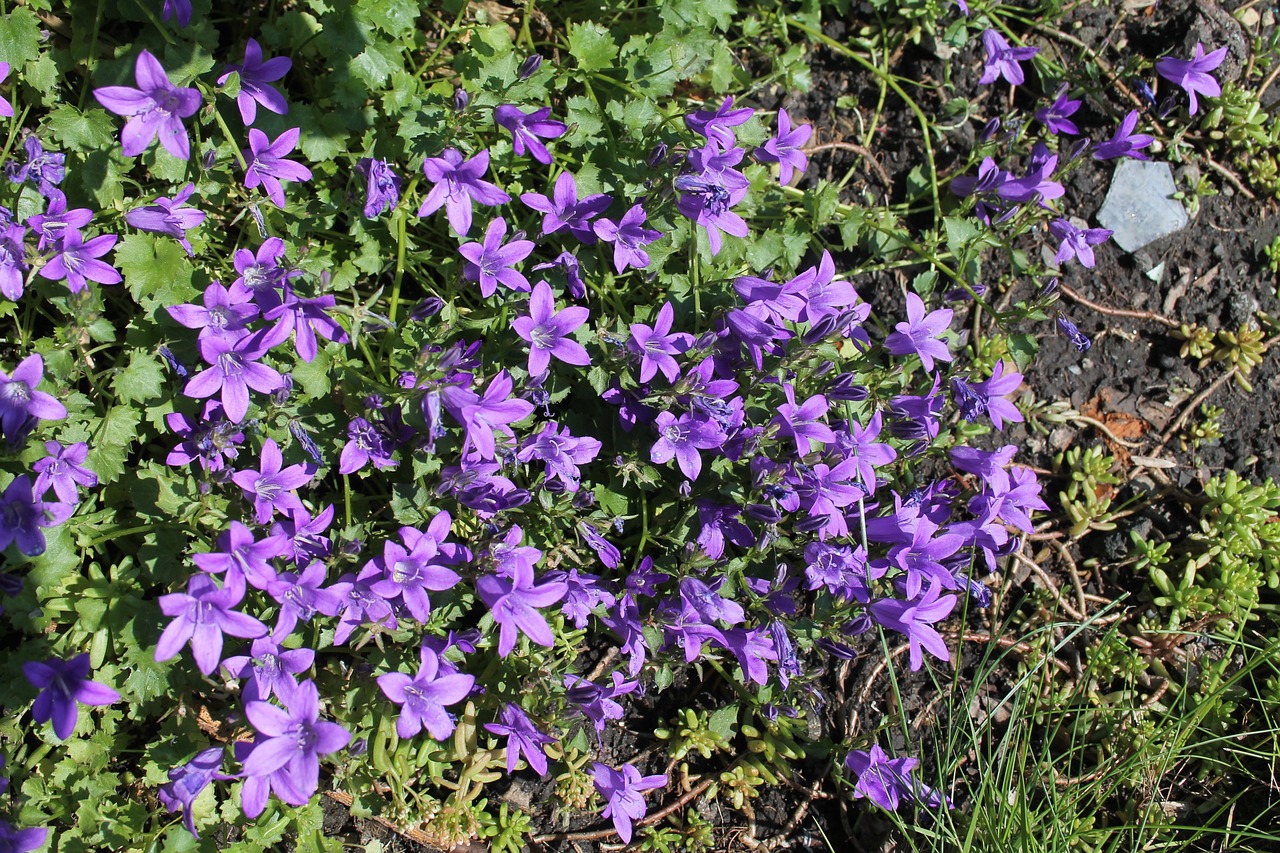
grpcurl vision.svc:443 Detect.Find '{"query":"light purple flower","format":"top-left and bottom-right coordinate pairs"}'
top-left (93, 50), bottom-right (201, 160)
top-left (685, 96), bottom-right (754, 148)
top-left (459, 216), bottom-right (534, 297)
top-left (844, 744), bottom-right (920, 811)
top-left (1091, 110), bottom-right (1154, 161)
top-left (0, 354), bottom-right (67, 445)
top-left (475, 558), bottom-right (568, 657)
top-left (32, 440), bottom-right (97, 504)
top-left (978, 29), bottom-right (1039, 86)
top-left (159, 747), bottom-right (224, 837)
top-left (231, 437), bottom-right (313, 525)
top-left (494, 105), bottom-right (566, 165)
top-left (485, 703), bottom-right (556, 776)
top-left (869, 581), bottom-right (956, 671)
top-left (590, 762), bottom-right (666, 844)
top-left (167, 280), bottom-right (260, 352)
top-left (243, 128), bottom-right (311, 208)
top-left (38, 229), bottom-right (121, 294)
top-left (367, 519), bottom-right (462, 623)
top-left (770, 385), bottom-right (836, 457)
top-left (0, 63), bottom-right (12, 119)
top-left (242, 679), bottom-right (350, 807)
top-left (183, 327), bottom-right (288, 423)
top-left (356, 158), bottom-right (402, 218)
top-left (7, 137), bottom-right (65, 197)
top-left (1156, 42), bottom-right (1227, 116)
top-left (755, 108), bottom-right (812, 185)
top-left (0, 222), bottom-right (26, 301)
top-left (156, 571), bottom-right (269, 675)
top-left (377, 642), bottom-right (475, 740)
top-left (125, 183), bottom-right (205, 255)
top-left (219, 38), bottom-right (291, 125)
top-left (192, 520), bottom-right (286, 590)
top-left (23, 653), bottom-right (119, 740)
top-left (262, 290), bottom-right (349, 363)
top-left (28, 194), bottom-right (94, 251)
top-left (445, 370), bottom-right (535, 461)
top-left (512, 280), bottom-right (591, 375)
top-left (884, 292), bottom-right (953, 371)
top-left (1049, 219), bottom-right (1111, 269)
top-left (1035, 84), bottom-right (1082, 135)
top-left (417, 148), bottom-right (510, 236)
top-left (629, 302), bottom-right (692, 384)
top-left (650, 411), bottom-right (725, 481)
top-left (593, 204), bottom-right (661, 273)
top-left (520, 171), bottom-right (612, 242)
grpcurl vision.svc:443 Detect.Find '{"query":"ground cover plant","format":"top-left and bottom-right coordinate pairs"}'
top-left (1, 0), bottom-right (1279, 851)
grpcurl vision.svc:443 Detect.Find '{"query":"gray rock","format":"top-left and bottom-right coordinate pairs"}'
top-left (1097, 160), bottom-right (1189, 253)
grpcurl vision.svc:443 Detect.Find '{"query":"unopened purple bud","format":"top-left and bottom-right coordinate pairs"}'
top-left (397, 371), bottom-right (418, 389)
top-left (1064, 138), bottom-right (1091, 162)
top-left (996, 535), bottom-right (1021, 557)
top-left (1132, 78), bottom-right (1157, 107)
top-left (159, 345), bottom-right (188, 378)
top-left (843, 615), bottom-right (872, 636)
top-left (518, 54), bottom-right (543, 79)
top-left (815, 637), bottom-right (857, 659)
top-left (271, 373), bottom-right (293, 405)
top-left (572, 490), bottom-right (596, 509)
top-left (794, 513), bottom-right (830, 533)
top-left (759, 267), bottom-right (775, 281)
top-left (1157, 96), bottom-right (1180, 120)
top-left (978, 117), bottom-right (1001, 142)
top-left (802, 313), bottom-right (841, 345)
top-left (202, 148), bottom-right (217, 169)
top-left (828, 373), bottom-right (868, 402)
top-left (511, 229), bottom-right (527, 242)
top-left (1056, 315), bottom-right (1091, 352)
top-left (694, 330), bottom-right (720, 350)
top-left (1041, 277), bottom-right (1059, 297)
top-left (348, 738), bottom-right (368, 756)
top-left (745, 503), bottom-right (782, 524)
top-left (647, 142), bottom-right (669, 167)
top-left (814, 360), bottom-right (835, 377)
top-left (943, 284), bottom-right (988, 303)
top-left (411, 297), bottom-right (444, 321)
top-left (288, 420), bottom-right (326, 468)
top-left (543, 477), bottom-right (568, 494)
top-left (454, 89), bottom-right (469, 112)
top-left (678, 480), bottom-right (692, 498)
top-left (341, 538), bottom-right (364, 557)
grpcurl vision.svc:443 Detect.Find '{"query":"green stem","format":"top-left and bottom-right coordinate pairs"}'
top-left (417, 3), bottom-right (471, 77)
top-left (211, 107), bottom-right (248, 172)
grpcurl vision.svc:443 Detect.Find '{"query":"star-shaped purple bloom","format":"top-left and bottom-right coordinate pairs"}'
top-left (590, 762), bottom-right (667, 844)
top-left (869, 581), bottom-right (956, 671)
top-left (884, 292), bottom-right (953, 371)
top-left (629, 302), bottom-right (692, 383)
top-left (242, 679), bottom-right (350, 807)
top-left (192, 520), bottom-right (286, 590)
top-left (485, 703), bottom-right (556, 776)
top-left (156, 571), bottom-right (269, 675)
top-left (978, 29), bottom-right (1039, 86)
top-left (1049, 218), bottom-right (1111, 269)
top-left (1156, 42), bottom-right (1227, 116)
top-left (158, 747), bottom-right (225, 838)
top-left (1091, 110), bottom-right (1154, 160)
top-left (219, 38), bottom-right (291, 125)
top-left (844, 744), bottom-right (920, 811)
top-left (593, 204), bottom-right (661, 273)
top-left (512, 280), bottom-right (591, 375)
top-left (459, 216), bottom-right (534, 297)
top-left (355, 158), bottom-right (402, 218)
top-left (183, 327), bottom-right (287, 423)
top-left (0, 476), bottom-right (72, 557)
top-left (377, 642), bottom-right (475, 740)
top-left (446, 370), bottom-right (535, 461)
top-left (243, 128), bottom-right (312, 208)
top-left (685, 96), bottom-right (754, 149)
top-left (32, 440), bottom-right (96, 505)
top-left (231, 437), bottom-right (314, 524)
top-left (494, 105), bottom-right (566, 165)
top-left (125, 183), bottom-right (205, 256)
top-left (0, 354), bottom-right (67, 445)
top-left (1035, 84), bottom-right (1082, 135)
top-left (755, 108), bottom-right (812, 185)
top-left (520, 171), bottom-right (612, 242)
top-left (475, 558), bottom-right (568, 657)
top-left (23, 653), bottom-right (119, 740)
top-left (28, 193), bottom-right (93, 252)
top-left (770, 385), bottom-right (836, 457)
top-left (650, 411), bottom-right (726, 481)
top-left (39, 229), bottom-right (121, 294)
top-left (417, 148), bottom-right (510, 236)
top-left (93, 50), bottom-right (201, 160)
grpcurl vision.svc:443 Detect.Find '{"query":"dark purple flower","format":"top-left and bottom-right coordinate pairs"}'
top-left (518, 421), bottom-right (601, 492)
top-left (565, 672), bottom-right (638, 732)
top-left (356, 158), bottom-right (402, 218)
top-left (1156, 42), bottom-right (1226, 116)
top-left (338, 416), bottom-right (395, 474)
top-left (231, 438), bottom-right (314, 524)
top-left (629, 302), bottom-right (692, 383)
top-left (39, 229), bottom-right (121, 294)
top-left (183, 327), bottom-right (287, 423)
top-left (243, 128), bottom-right (311, 208)
top-left (418, 148), bottom-right (510, 236)
top-left (685, 96), bottom-right (754, 148)
top-left (234, 237), bottom-right (300, 312)
top-left (1049, 219), bottom-right (1111, 269)
top-left (265, 561), bottom-right (343, 640)
top-left (884, 293), bottom-right (953, 371)
top-left (219, 38), bottom-right (291, 125)
top-left (521, 171), bottom-right (612, 242)
top-left (1056, 314), bottom-right (1092, 352)
top-left (485, 703), bottom-right (555, 776)
top-left (1091, 110), bottom-right (1154, 160)
top-left (367, 517), bottom-right (462, 623)
top-left (0, 476), bottom-right (73, 557)
top-left (518, 54), bottom-right (543, 79)
top-left (242, 679), bottom-right (350, 807)
top-left (495, 105), bottom-right (566, 165)
top-left (377, 642), bottom-right (475, 740)
top-left (162, 0), bottom-right (192, 26)
top-left (32, 440), bottom-right (97, 504)
top-left (158, 747), bottom-right (225, 837)
top-left (512, 280), bottom-right (591, 374)
top-left (869, 581), bottom-right (956, 671)
top-left (0, 354), bottom-right (67, 445)
top-left (532, 251), bottom-right (586, 299)
top-left (475, 558), bottom-right (568, 657)
top-left (844, 744), bottom-right (920, 811)
top-left (978, 29), bottom-right (1038, 86)
top-left (591, 762), bottom-right (667, 844)
top-left (7, 137), bottom-right (66, 197)
top-left (156, 571), bottom-right (269, 675)
top-left (755, 108), bottom-right (812, 185)
top-left (771, 385), bottom-right (836, 457)
top-left (1035, 85), bottom-right (1082, 135)
top-left (23, 653), bottom-right (119, 740)
top-left (93, 50), bottom-right (201, 160)
top-left (125, 183), bottom-right (205, 255)
top-left (0, 222), bottom-right (27, 301)
top-left (593, 204), bottom-right (661, 273)
top-left (460, 216), bottom-right (535, 297)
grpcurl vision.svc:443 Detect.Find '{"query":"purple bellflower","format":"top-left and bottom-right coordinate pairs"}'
top-left (356, 158), bottom-right (402, 218)
top-left (183, 326), bottom-right (288, 424)
top-left (884, 293), bottom-right (953, 371)
top-left (978, 29), bottom-right (1039, 86)
top-left (459, 216), bottom-right (535, 297)
top-left (367, 519), bottom-right (463, 623)
top-left (0, 221), bottom-right (25, 301)
top-left (32, 440), bottom-right (97, 504)
top-left (219, 39), bottom-right (291, 125)
top-left (494, 105), bottom-right (567, 165)
top-left (869, 581), bottom-right (956, 671)
top-left (593, 204), bottom-right (661, 273)
top-left (159, 747), bottom-right (225, 838)
top-left (7, 137), bottom-right (66, 197)
top-left (485, 703), bottom-right (556, 776)
top-left (192, 520), bottom-right (286, 591)
top-left (242, 679), bottom-right (350, 808)
top-left (520, 171), bottom-right (612, 242)
top-left (518, 421), bottom-right (602, 492)
top-left (376, 642), bottom-right (475, 740)
top-left (650, 411), bottom-right (726, 481)
top-left (445, 370), bottom-right (535, 461)
top-left (590, 762), bottom-right (667, 844)
top-left (1156, 43), bottom-right (1227, 116)
top-left (845, 744), bottom-right (923, 811)
top-left (0, 821), bottom-right (48, 853)
top-left (1056, 314), bottom-right (1092, 352)
top-left (755, 108), bottom-right (813, 185)
top-left (223, 637), bottom-right (315, 703)
top-left (629, 302), bottom-right (692, 383)
top-left (243, 128), bottom-right (312, 208)
top-left (265, 561), bottom-right (343, 640)
top-left (1049, 219), bottom-right (1111, 269)
top-left (0, 354), bottom-right (67, 445)
top-left (771, 385), bottom-right (836, 457)
top-left (93, 50), bottom-right (201, 160)
top-left (156, 571), bottom-right (269, 675)
top-left (475, 558), bottom-right (568, 657)
top-left (39, 229), bottom-right (121, 294)
top-left (418, 148), bottom-right (510, 236)
top-left (231, 437), bottom-right (314, 524)
top-left (685, 96), bottom-right (754, 148)
top-left (1035, 84), bottom-right (1082, 135)
top-left (167, 280), bottom-right (259, 354)
top-left (162, 0), bottom-right (192, 27)
top-left (512, 280), bottom-right (591, 375)
top-left (125, 183), bottom-right (205, 255)
top-left (23, 653), bottom-right (120, 740)
top-left (1092, 110), bottom-right (1154, 160)
top-left (338, 416), bottom-right (396, 474)
top-left (0, 63), bottom-right (11, 119)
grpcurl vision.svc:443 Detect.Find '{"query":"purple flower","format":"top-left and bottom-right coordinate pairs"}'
top-left (0, 354), bottom-right (67, 445)
top-left (494, 105), bottom-right (566, 165)
top-left (593, 204), bottom-right (661, 273)
top-left (231, 437), bottom-right (313, 525)
top-left (629, 302), bottom-right (692, 383)
top-left (532, 250), bottom-right (586, 299)
top-left (377, 642), bottom-right (475, 740)
top-left (0, 63), bottom-right (12, 119)
top-left (192, 520), bottom-right (286, 590)
top-left (159, 748), bottom-right (224, 837)
top-left (23, 653), bottom-right (120, 740)
top-left (331, 565), bottom-right (397, 645)
top-left (32, 440), bottom-right (97, 504)
top-left (262, 290), bottom-right (348, 363)
top-left (223, 637), bottom-right (315, 704)
top-left (485, 703), bottom-right (556, 776)
top-left (367, 518), bottom-right (462, 623)
top-left (512, 280), bottom-right (591, 375)
top-left (475, 558), bottom-right (568, 657)
top-left (1156, 43), bottom-right (1227, 116)
top-left (590, 762), bottom-right (667, 844)
top-left (265, 561), bottom-right (343, 640)
top-left (520, 171), bottom-right (612, 242)
top-left (754, 108), bottom-right (812, 185)
top-left (7, 137), bottom-right (66, 197)
top-left (125, 183), bottom-right (205, 255)
top-left (1092, 110), bottom-right (1154, 160)
top-left (0, 222), bottom-right (26, 301)
top-left (162, 0), bottom-right (192, 27)
top-left (93, 50), bottom-right (201, 160)
top-left (1056, 314), bottom-right (1092, 352)
top-left (719, 625), bottom-right (777, 685)
top-left (518, 421), bottom-right (601, 492)
top-left (183, 328), bottom-right (287, 423)
top-left (771, 385), bottom-right (836, 457)
top-left (978, 29), bottom-right (1038, 86)
top-left (884, 293), bottom-right (953, 371)
top-left (165, 402), bottom-right (244, 472)
top-left (685, 96), bottom-right (754, 148)
top-left (844, 744), bottom-right (921, 811)
top-left (242, 679), bottom-right (350, 807)
top-left (355, 158), bottom-right (402, 218)
top-left (1035, 85), bottom-right (1082, 135)
top-left (0, 821), bottom-right (47, 853)
top-left (418, 148), bottom-right (510, 236)
top-left (650, 411), bottom-right (725, 481)
top-left (234, 237), bottom-right (300, 311)
top-left (952, 359), bottom-right (1024, 430)
top-left (219, 38), bottom-right (291, 125)
top-left (444, 370), bottom-right (535, 461)
top-left (1049, 218), bottom-right (1111, 269)
top-left (28, 194), bottom-right (94, 252)
top-left (459, 216), bottom-right (535, 297)
top-left (156, 571), bottom-right (269, 675)
top-left (869, 581), bottom-right (956, 671)
top-left (39, 229), bottom-right (121, 294)
top-left (338, 416), bottom-right (396, 474)
top-left (243, 128), bottom-right (312, 207)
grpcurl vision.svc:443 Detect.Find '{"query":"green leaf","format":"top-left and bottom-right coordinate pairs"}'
top-left (0, 9), bottom-right (42, 69)
top-left (291, 346), bottom-right (333, 401)
top-left (111, 350), bottom-right (165, 405)
top-left (45, 105), bottom-right (118, 151)
top-left (708, 703), bottom-right (739, 740)
top-left (943, 216), bottom-right (981, 257)
top-left (89, 406), bottom-right (141, 486)
top-left (358, 0), bottom-right (419, 35)
top-left (352, 42), bottom-right (402, 88)
top-left (567, 22), bottom-right (617, 73)
top-left (115, 233), bottom-right (198, 306)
